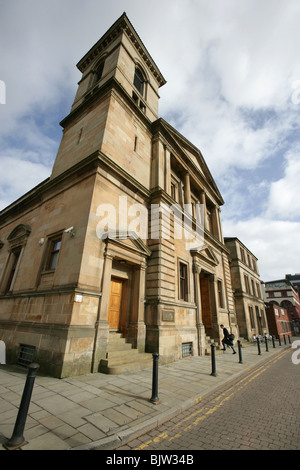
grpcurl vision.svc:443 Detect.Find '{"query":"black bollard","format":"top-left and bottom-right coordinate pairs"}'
top-left (272, 335), bottom-right (276, 348)
top-left (210, 343), bottom-right (217, 376)
top-left (288, 335), bottom-right (291, 344)
top-left (283, 334), bottom-right (286, 345)
top-left (4, 363), bottom-right (39, 450)
top-left (150, 353), bottom-right (160, 404)
top-left (237, 340), bottom-right (243, 364)
top-left (278, 335), bottom-right (281, 346)
top-left (257, 337), bottom-right (261, 355)
top-left (265, 335), bottom-right (269, 352)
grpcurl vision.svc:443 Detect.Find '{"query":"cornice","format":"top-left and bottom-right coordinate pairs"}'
top-left (0, 149), bottom-right (151, 228)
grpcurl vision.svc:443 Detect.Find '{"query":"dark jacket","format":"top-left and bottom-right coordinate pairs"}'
top-left (222, 327), bottom-right (233, 345)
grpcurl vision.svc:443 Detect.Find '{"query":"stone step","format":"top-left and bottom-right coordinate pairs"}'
top-left (107, 338), bottom-right (133, 352)
top-left (99, 332), bottom-right (153, 374)
top-left (99, 356), bottom-right (153, 375)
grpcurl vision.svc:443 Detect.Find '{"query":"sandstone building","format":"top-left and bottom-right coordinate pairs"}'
top-left (0, 14), bottom-right (238, 377)
top-left (224, 237), bottom-right (268, 340)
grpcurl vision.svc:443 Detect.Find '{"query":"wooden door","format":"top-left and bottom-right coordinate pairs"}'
top-left (108, 278), bottom-right (123, 329)
top-left (200, 276), bottom-right (212, 328)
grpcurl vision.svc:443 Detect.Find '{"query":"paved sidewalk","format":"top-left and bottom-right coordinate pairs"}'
top-left (0, 341), bottom-right (292, 451)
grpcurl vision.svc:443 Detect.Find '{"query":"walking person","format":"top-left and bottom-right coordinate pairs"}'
top-left (220, 324), bottom-right (236, 354)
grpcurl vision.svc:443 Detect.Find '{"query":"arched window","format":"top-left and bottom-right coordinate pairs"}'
top-left (0, 224), bottom-right (31, 294)
top-left (133, 67), bottom-right (145, 96)
top-left (281, 300), bottom-right (292, 308)
top-left (95, 61), bottom-right (105, 83)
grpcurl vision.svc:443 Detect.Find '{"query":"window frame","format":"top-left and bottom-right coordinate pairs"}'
top-left (45, 236), bottom-right (62, 272)
top-left (217, 279), bottom-right (224, 308)
top-left (133, 67), bottom-right (145, 96)
top-left (179, 261), bottom-right (188, 302)
top-left (4, 246), bottom-right (22, 294)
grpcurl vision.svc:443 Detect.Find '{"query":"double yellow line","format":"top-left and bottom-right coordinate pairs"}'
top-left (136, 348), bottom-right (290, 450)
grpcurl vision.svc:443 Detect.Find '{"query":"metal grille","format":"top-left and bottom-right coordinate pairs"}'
top-left (182, 342), bottom-right (193, 357)
top-left (17, 344), bottom-right (36, 367)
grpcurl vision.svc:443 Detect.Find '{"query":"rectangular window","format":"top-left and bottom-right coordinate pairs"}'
top-left (251, 279), bottom-right (256, 296)
top-left (256, 283), bottom-right (261, 298)
top-left (244, 275), bottom-right (250, 294)
top-left (5, 247), bottom-right (22, 293)
top-left (217, 280), bottom-right (224, 308)
top-left (17, 344), bottom-right (36, 367)
top-left (46, 238), bottom-right (62, 271)
top-left (247, 253), bottom-right (251, 266)
top-left (240, 248), bottom-right (246, 263)
top-left (182, 342), bottom-right (193, 357)
top-left (171, 182), bottom-right (177, 200)
top-left (260, 310), bottom-right (266, 328)
top-left (179, 262), bottom-right (188, 301)
top-left (249, 306), bottom-right (255, 329)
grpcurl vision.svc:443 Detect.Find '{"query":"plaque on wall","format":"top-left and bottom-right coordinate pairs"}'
top-left (162, 309), bottom-right (175, 322)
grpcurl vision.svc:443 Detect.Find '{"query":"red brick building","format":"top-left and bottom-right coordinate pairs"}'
top-left (263, 279), bottom-right (300, 335)
top-left (265, 304), bottom-right (293, 340)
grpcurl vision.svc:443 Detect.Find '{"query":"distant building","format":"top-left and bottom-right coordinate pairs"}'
top-left (262, 279), bottom-right (300, 335)
top-left (224, 237), bottom-right (268, 340)
top-left (285, 273), bottom-right (300, 292)
top-left (265, 304), bottom-right (293, 340)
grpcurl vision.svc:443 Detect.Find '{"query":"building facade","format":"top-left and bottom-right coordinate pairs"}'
top-left (285, 274), bottom-right (300, 293)
top-left (263, 279), bottom-right (300, 335)
top-left (224, 237), bottom-right (268, 340)
top-left (265, 304), bottom-right (293, 340)
top-left (0, 14), bottom-right (238, 378)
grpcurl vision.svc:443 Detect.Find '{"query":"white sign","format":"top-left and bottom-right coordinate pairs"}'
top-left (0, 340), bottom-right (6, 364)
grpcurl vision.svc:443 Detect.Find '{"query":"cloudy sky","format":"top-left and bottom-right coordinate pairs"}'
top-left (0, 0), bottom-right (299, 281)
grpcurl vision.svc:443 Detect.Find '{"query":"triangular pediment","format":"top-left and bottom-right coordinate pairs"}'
top-left (191, 244), bottom-right (219, 266)
top-left (153, 119), bottom-right (224, 205)
top-left (102, 231), bottom-right (151, 257)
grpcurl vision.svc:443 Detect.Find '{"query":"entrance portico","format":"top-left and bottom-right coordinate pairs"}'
top-left (192, 245), bottom-right (220, 350)
top-left (92, 232), bottom-right (151, 372)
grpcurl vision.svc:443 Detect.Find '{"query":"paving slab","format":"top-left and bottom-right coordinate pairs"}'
top-left (0, 340), bottom-right (294, 451)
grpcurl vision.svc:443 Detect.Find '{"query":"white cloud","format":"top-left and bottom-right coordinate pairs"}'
top-left (0, 0), bottom-right (299, 282)
top-left (223, 217), bottom-right (300, 281)
top-left (0, 155), bottom-right (51, 209)
top-left (266, 150), bottom-right (300, 220)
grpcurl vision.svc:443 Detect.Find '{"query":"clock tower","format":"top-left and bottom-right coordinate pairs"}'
top-left (51, 13), bottom-right (166, 180)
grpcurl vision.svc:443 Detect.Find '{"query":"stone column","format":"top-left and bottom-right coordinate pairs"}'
top-left (210, 273), bottom-right (220, 340)
top-left (127, 262), bottom-right (147, 352)
top-left (200, 190), bottom-right (208, 229)
top-left (217, 208), bottom-right (224, 242)
top-left (184, 172), bottom-right (192, 205)
top-left (193, 262), bottom-right (206, 355)
top-left (164, 146), bottom-right (171, 195)
top-left (151, 136), bottom-right (165, 189)
top-left (99, 252), bottom-right (113, 322)
top-left (91, 251), bottom-right (113, 372)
